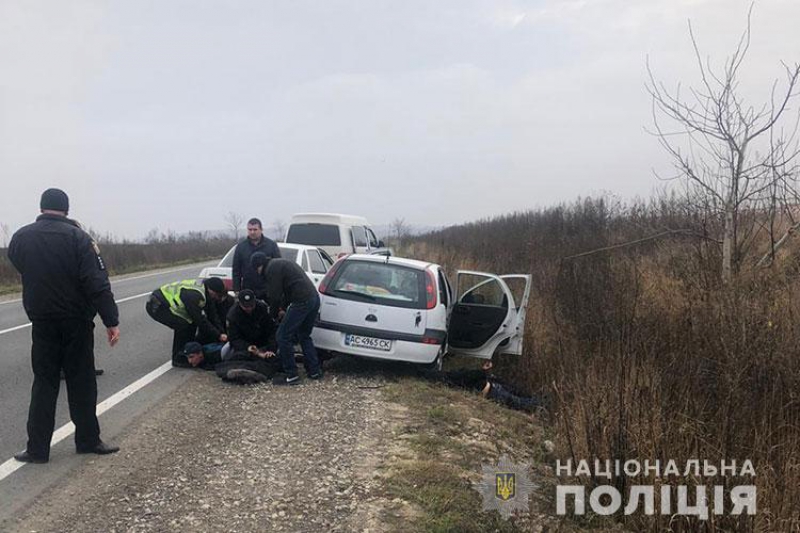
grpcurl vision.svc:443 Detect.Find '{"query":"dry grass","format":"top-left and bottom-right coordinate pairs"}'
top-left (401, 197), bottom-right (800, 533)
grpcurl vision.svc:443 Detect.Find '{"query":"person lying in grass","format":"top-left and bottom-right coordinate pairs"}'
top-left (420, 360), bottom-right (544, 413)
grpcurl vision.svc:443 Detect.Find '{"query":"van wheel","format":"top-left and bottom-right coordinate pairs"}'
top-left (423, 348), bottom-right (444, 372)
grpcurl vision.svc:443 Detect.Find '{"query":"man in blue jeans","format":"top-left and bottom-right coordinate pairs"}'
top-left (261, 258), bottom-right (322, 385)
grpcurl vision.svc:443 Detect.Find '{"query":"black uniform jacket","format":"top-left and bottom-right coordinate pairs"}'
top-left (226, 300), bottom-right (277, 354)
top-left (263, 259), bottom-right (317, 319)
top-left (7, 214), bottom-right (119, 327)
top-left (231, 236), bottom-right (281, 292)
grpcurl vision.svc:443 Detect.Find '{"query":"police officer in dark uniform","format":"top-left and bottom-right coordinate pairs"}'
top-left (8, 188), bottom-right (121, 463)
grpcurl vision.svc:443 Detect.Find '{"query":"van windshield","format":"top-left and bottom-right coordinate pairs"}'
top-left (286, 223), bottom-right (341, 246)
top-left (329, 261), bottom-right (425, 309)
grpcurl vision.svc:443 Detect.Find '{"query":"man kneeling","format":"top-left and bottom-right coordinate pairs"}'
top-left (216, 289), bottom-right (280, 384)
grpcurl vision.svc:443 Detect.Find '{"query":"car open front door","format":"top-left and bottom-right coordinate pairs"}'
top-left (446, 271), bottom-right (531, 359)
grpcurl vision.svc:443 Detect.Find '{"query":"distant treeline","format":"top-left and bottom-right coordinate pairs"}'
top-left (401, 195), bottom-right (800, 533)
top-left (0, 232), bottom-right (234, 291)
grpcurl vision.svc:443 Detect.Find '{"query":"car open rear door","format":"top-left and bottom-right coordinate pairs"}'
top-left (446, 271), bottom-right (530, 359)
top-left (498, 274), bottom-right (532, 355)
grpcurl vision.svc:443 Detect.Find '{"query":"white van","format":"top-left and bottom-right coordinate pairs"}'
top-left (285, 213), bottom-right (392, 259)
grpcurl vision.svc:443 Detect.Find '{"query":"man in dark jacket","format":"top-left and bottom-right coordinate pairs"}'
top-left (226, 289), bottom-right (278, 358)
top-left (145, 277), bottom-right (229, 366)
top-left (210, 289), bottom-right (281, 383)
top-left (262, 258), bottom-right (322, 385)
top-left (232, 218), bottom-right (280, 292)
top-left (8, 188), bottom-right (121, 463)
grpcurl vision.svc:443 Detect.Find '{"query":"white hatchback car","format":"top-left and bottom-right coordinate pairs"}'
top-left (312, 254), bottom-right (531, 369)
top-left (198, 243), bottom-right (335, 291)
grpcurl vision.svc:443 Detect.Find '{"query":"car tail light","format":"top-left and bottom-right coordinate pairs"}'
top-left (422, 336), bottom-right (441, 345)
top-left (318, 259), bottom-right (345, 295)
top-left (425, 270), bottom-right (436, 310)
top-left (223, 278), bottom-right (233, 291)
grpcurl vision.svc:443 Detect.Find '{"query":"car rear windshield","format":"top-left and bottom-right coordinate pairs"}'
top-left (328, 260), bottom-right (426, 309)
top-left (219, 248), bottom-right (236, 268)
top-left (286, 223), bottom-right (341, 246)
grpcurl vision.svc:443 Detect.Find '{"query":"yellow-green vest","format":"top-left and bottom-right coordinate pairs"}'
top-left (159, 279), bottom-right (205, 323)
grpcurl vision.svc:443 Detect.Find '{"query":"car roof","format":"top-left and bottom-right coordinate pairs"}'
top-left (289, 213), bottom-right (369, 226)
top-left (344, 254), bottom-right (436, 270)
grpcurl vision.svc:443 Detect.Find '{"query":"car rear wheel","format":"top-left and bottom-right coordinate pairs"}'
top-left (422, 347), bottom-right (444, 372)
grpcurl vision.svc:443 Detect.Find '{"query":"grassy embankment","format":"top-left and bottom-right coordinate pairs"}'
top-left (387, 196), bottom-right (800, 533)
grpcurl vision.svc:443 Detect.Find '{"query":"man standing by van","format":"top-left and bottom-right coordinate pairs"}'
top-left (232, 218), bottom-right (280, 293)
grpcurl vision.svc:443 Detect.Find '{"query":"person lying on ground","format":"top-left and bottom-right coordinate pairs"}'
top-left (179, 340), bottom-right (279, 384)
top-left (418, 360), bottom-right (544, 413)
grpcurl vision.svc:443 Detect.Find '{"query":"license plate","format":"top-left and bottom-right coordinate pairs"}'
top-left (344, 333), bottom-right (392, 352)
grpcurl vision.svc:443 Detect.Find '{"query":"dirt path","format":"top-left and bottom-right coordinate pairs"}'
top-left (5, 358), bottom-right (397, 533)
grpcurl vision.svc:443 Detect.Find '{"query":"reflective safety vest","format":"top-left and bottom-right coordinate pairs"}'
top-left (158, 279), bottom-right (205, 323)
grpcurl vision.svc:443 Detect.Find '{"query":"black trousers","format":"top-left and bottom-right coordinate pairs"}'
top-left (145, 294), bottom-right (197, 364)
top-left (27, 319), bottom-right (100, 458)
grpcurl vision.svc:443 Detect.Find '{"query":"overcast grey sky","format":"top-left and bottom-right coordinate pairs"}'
top-left (1, 0), bottom-right (799, 240)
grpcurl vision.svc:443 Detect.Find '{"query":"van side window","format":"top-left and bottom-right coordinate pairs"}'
top-left (367, 228), bottom-right (379, 247)
top-left (352, 226), bottom-right (368, 247)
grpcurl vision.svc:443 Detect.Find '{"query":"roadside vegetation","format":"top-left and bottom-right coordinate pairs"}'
top-left (0, 232), bottom-right (234, 294)
top-left (400, 195), bottom-right (800, 533)
top-left (380, 368), bottom-right (568, 533)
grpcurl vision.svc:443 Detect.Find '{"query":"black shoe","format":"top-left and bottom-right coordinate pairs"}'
top-left (14, 451), bottom-right (48, 464)
top-left (226, 369), bottom-right (268, 384)
top-left (308, 370), bottom-right (324, 380)
top-left (76, 441), bottom-right (119, 455)
top-left (272, 374), bottom-right (301, 386)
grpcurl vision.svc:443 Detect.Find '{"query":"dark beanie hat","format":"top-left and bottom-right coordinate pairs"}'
top-left (40, 188), bottom-right (69, 212)
top-left (203, 277), bottom-right (226, 294)
top-left (183, 341), bottom-right (203, 355)
top-left (250, 252), bottom-right (269, 269)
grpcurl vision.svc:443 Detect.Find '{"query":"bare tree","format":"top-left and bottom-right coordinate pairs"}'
top-left (391, 217), bottom-right (410, 240)
top-left (272, 218), bottom-right (286, 241)
top-left (224, 212), bottom-right (245, 241)
top-left (0, 223), bottom-right (10, 248)
top-left (647, 6), bottom-right (800, 281)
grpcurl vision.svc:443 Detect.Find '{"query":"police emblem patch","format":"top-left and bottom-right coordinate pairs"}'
top-left (473, 455), bottom-right (536, 518)
top-left (496, 472), bottom-right (515, 501)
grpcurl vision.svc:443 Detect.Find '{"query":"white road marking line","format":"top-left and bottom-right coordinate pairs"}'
top-left (0, 360), bottom-right (173, 482)
top-left (115, 291), bottom-right (151, 304)
top-left (0, 262), bottom-right (210, 307)
top-left (0, 292), bottom-right (151, 337)
top-left (0, 323), bottom-right (32, 335)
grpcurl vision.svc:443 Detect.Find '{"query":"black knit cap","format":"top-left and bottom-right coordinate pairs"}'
top-left (250, 252), bottom-right (270, 269)
top-left (203, 277), bottom-right (226, 294)
top-left (40, 188), bottom-right (69, 213)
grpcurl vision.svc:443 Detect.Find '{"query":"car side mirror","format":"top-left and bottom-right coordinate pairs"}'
top-left (378, 240), bottom-right (385, 248)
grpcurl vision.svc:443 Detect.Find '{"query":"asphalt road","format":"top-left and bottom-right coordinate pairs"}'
top-left (0, 261), bottom-right (215, 516)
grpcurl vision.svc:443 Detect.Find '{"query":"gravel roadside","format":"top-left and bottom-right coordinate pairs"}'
top-left (5, 357), bottom-right (400, 533)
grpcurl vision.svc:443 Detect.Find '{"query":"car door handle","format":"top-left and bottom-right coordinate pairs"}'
top-left (365, 314), bottom-right (377, 322)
